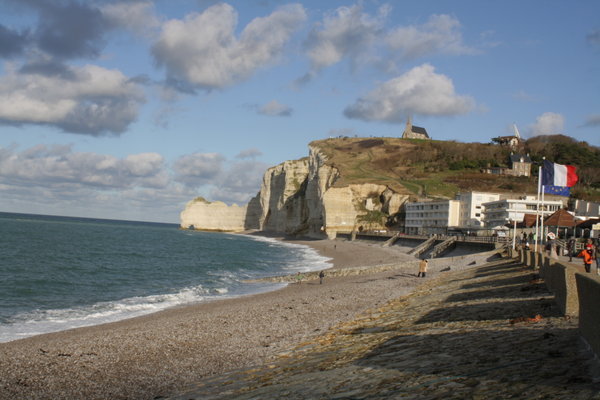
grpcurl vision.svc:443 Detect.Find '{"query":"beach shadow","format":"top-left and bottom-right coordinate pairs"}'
top-left (352, 326), bottom-right (597, 394)
top-left (460, 274), bottom-right (532, 290)
top-left (416, 298), bottom-right (559, 324)
top-left (391, 272), bottom-right (420, 279)
top-left (473, 261), bottom-right (522, 276)
top-left (445, 282), bottom-right (548, 303)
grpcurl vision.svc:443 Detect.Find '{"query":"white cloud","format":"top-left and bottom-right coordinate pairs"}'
top-left (209, 160), bottom-right (269, 205)
top-left (581, 114), bottom-right (600, 127)
top-left (258, 100), bottom-right (292, 116)
top-left (386, 14), bottom-right (475, 60)
top-left (172, 152), bottom-right (268, 204)
top-left (528, 112), bottom-right (565, 136)
top-left (344, 64), bottom-right (474, 122)
top-left (152, 3), bottom-right (306, 90)
top-left (0, 145), bottom-right (268, 222)
top-left (512, 90), bottom-right (537, 102)
top-left (236, 148), bottom-right (263, 159)
top-left (587, 29), bottom-right (600, 47)
top-left (173, 152), bottom-right (225, 186)
top-left (0, 144), bottom-right (166, 189)
top-left (101, 1), bottom-right (161, 38)
top-left (304, 4), bottom-right (386, 72)
top-left (0, 62), bottom-right (144, 135)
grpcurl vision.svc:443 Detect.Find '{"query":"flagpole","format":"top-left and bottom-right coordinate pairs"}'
top-left (512, 219), bottom-right (517, 250)
top-left (541, 157), bottom-right (547, 247)
top-left (541, 184), bottom-right (545, 245)
top-left (535, 163), bottom-right (542, 253)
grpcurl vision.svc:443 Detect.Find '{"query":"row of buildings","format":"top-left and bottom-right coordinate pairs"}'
top-left (403, 191), bottom-right (599, 236)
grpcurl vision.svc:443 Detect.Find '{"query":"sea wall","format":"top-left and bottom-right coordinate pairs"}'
top-left (575, 273), bottom-right (600, 358)
top-left (520, 249), bottom-right (600, 358)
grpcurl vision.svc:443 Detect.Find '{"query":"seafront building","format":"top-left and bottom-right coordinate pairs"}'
top-left (403, 191), bottom-right (570, 235)
top-left (457, 191), bottom-right (501, 228)
top-left (481, 197), bottom-right (563, 228)
top-left (571, 199), bottom-right (600, 219)
top-left (404, 199), bottom-right (460, 235)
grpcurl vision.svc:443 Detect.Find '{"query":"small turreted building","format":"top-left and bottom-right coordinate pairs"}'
top-left (402, 117), bottom-right (430, 140)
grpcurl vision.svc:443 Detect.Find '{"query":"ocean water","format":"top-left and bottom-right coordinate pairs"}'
top-left (0, 212), bottom-right (332, 343)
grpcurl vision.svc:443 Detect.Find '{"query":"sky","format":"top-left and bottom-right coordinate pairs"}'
top-left (0, 0), bottom-right (598, 223)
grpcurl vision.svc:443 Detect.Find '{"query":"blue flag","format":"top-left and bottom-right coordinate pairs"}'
top-left (544, 185), bottom-right (571, 196)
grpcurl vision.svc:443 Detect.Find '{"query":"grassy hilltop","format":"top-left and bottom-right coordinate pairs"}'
top-left (311, 135), bottom-right (600, 201)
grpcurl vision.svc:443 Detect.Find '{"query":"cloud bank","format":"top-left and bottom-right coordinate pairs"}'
top-left (344, 64), bottom-right (475, 122)
top-left (0, 63), bottom-right (145, 135)
top-left (528, 112), bottom-right (565, 136)
top-left (0, 144), bottom-right (268, 221)
top-left (152, 3), bottom-right (306, 91)
top-left (386, 14), bottom-right (475, 60)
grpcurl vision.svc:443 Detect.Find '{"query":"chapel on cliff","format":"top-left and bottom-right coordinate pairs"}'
top-left (402, 117), bottom-right (430, 140)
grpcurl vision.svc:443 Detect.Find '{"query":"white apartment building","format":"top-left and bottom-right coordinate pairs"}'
top-left (572, 199), bottom-right (600, 219)
top-left (457, 191), bottom-right (501, 228)
top-left (482, 197), bottom-right (563, 228)
top-left (405, 199), bottom-right (460, 235)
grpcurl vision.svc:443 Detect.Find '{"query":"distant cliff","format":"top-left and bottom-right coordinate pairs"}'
top-left (180, 144), bottom-right (408, 238)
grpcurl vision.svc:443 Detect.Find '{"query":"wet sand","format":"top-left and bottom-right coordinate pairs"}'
top-left (0, 238), bottom-right (433, 400)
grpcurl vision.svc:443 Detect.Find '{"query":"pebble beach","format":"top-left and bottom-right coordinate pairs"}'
top-left (0, 238), bottom-right (429, 399)
top-left (3, 238), bottom-right (598, 400)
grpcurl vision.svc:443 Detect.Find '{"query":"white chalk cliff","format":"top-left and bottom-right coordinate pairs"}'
top-left (180, 145), bottom-right (408, 238)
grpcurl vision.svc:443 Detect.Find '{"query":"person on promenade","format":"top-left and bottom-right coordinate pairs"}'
top-left (586, 239), bottom-right (599, 274)
top-left (579, 247), bottom-right (594, 273)
top-left (319, 270), bottom-right (325, 284)
top-left (595, 238), bottom-right (600, 272)
top-left (417, 258), bottom-right (428, 278)
top-left (546, 233), bottom-right (557, 259)
top-left (567, 237), bottom-right (575, 262)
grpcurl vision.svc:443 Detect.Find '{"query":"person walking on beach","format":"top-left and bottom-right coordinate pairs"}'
top-left (295, 272), bottom-right (305, 284)
top-left (319, 270), bottom-right (325, 284)
top-left (417, 259), bottom-right (428, 278)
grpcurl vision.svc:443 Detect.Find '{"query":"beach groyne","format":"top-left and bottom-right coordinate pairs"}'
top-left (518, 248), bottom-right (600, 358)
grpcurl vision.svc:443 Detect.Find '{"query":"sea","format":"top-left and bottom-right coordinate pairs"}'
top-left (0, 212), bottom-right (332, 343)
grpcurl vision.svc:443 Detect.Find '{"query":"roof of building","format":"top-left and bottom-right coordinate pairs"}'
top-left (576, 218), bottom-right (600, 229)
top-left (544, 209), bottom-right (576, 227)
top-left (510, 154), bottom-right (532, 163)
top-left (520, 213), bottom-right (541, 228)
top-left (410, 125), bottom-right (429, 138)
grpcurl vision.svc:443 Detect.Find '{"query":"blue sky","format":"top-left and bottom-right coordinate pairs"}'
top-left (0, 0), bottom-right (598, 223)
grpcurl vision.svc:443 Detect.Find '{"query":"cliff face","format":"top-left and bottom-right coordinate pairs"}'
top-left (180, 145), bottom-right (408, 237)
top-left (180, 199), bottom-right (248, 232)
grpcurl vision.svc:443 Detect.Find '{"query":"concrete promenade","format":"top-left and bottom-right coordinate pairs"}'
top-left (171, 256), bottom-right (600, 399)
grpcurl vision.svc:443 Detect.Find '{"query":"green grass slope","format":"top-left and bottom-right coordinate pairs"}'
top-left (311, 135), bottom-right (600, 201)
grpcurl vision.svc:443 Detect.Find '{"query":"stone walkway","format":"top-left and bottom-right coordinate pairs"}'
top-left (170, 257), bottom-right (600, 399)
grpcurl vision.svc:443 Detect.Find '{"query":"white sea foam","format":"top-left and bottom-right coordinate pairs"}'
top-left (0, 280), bottom-right (288, 343)
top-left (244, 235), bottom-right (333, 273)
top-left (0, 232), bottom-right (329, 343)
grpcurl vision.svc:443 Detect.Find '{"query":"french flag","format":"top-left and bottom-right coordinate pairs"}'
top-left (541, 160), bottom-right (578, 187)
